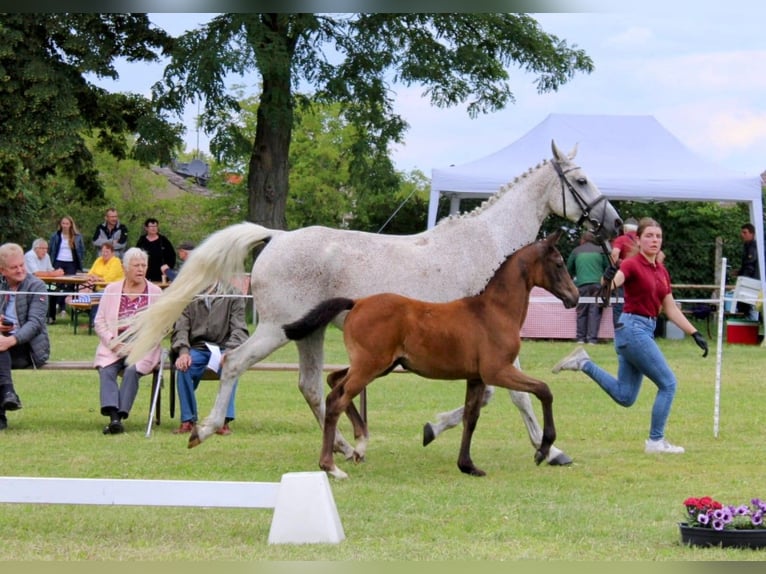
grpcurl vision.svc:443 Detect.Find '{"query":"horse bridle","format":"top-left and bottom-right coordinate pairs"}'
top-left (552, 159), bottom-right (617, 306)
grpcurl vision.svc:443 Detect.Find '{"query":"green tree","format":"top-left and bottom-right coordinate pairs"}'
top-left (0, 13), bottom-right (185, 229)
top-left (155, 13), bottom-right (594, 230)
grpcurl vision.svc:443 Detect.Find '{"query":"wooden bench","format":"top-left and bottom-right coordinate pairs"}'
top-left (37, 361), bottom-right (397, 426)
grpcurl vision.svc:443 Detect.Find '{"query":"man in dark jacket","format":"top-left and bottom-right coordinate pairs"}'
top-left (92, 207), bottom-right (129, 260)
top-left (0, 243), bottom-right (51, 430)
top-left (736, 223), bottom-right (760, 317)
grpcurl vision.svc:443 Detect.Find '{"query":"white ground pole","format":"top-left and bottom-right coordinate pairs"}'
top-left (713, 257), bottom-right (727, 438)
top-left (0, 471), bottom-right (344, 545)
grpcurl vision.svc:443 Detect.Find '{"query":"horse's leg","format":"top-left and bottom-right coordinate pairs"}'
top-left (423, 385), bottom-right (495, 446)
top-left (457, 379), bottom-right (487, 477)
top-left (327, 368), bottom-right (368, 462)
top-left (423, 358), bottom-right (573, 466)
top-left (190, 323), bottom-right (287, 448)
top-left (485, 364), bottom-right (556, 466)
top-left (507, 389), bottom-right (572, 466)
top-left (295, 328), bottom-right (356, 459)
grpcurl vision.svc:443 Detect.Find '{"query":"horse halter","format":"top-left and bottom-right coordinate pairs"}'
top-left (552, 159), bottom-right (616, 306)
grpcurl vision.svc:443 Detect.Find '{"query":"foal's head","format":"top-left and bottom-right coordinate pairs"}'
top-left (523, 230), bottom-right (579, 309)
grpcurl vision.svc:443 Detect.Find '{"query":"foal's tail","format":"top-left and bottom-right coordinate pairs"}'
top-left (123, 222), bottom-right (282, 364)
top-left (283, 297), bottom-right (355, 341)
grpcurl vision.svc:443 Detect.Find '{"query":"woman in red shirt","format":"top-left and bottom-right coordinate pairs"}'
top-left (552, 218), bottom-right (708, 454)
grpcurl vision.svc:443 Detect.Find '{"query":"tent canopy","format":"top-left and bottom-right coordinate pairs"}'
top-left (428, 113), bottom-right (764, 302)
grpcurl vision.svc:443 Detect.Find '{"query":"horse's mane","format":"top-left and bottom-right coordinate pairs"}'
top-left (434, 158), bottom-right (551, 227)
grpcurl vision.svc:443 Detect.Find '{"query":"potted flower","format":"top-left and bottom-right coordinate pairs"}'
top-left (680, 496), bottom-right (766, 548)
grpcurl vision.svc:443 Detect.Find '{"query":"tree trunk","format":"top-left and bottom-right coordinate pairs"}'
top-left (246, 28), bottom-right (293, 230)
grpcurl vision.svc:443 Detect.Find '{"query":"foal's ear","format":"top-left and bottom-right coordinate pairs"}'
top-left (545, 228), bottom-right (563, 246)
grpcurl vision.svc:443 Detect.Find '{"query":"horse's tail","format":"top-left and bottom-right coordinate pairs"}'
top-left (283, 297), bottom-right (355, 341)
top-left (123, 222), bottom-right (281, 364)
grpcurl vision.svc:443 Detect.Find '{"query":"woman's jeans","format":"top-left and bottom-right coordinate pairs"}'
top-left (581, 312), bottom-right (677, 441)
top-left (176, 348), bottom-right (237, 423)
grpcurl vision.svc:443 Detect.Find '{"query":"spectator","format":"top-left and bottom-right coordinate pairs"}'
top-left (25, 238), bottom-right (65, 325)
top-left (567, 231), bottom-right (609, 344)
top-left (609, 217), bottom-right (639, 327)
top-left (48, 215), bottom-right (86, 320)
top-left (135, 218), bottom-right (176, 282)
top-left (161, 241), bottom-right (195, 282)
top-left (24, 239), bottom-right (62, 278)
top-left (94, 247), bottom-right (162, 435)
top-left (80, 241), bottom-right (125, 327)
top-left (86, 242), bottom-right (125, 288)
top-left (552, 218), bottom-right (708, 455)
top-left (736, 222), bottom-right (760, 318)
top-left (171, 281), bottom-right (249, 435)
top-left (0, 243), bottom-right (51, 430)
top-left (93, 207), bottom-right (129, 260)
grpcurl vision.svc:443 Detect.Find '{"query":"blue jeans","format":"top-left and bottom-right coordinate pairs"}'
top-left (176, 348), bottom-right (238, 423)
top-left (581, 312), bottom-right (678, 441)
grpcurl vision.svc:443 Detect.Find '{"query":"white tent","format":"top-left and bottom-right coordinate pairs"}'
top-left (428, 113), bottom-right (765, 307)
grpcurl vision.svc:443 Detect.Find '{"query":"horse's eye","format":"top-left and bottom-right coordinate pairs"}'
top-left (576, 177), bottom-right (587, 185)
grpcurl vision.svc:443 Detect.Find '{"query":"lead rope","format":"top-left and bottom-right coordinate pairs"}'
top-left (597, 237), bottom-right (616, 308)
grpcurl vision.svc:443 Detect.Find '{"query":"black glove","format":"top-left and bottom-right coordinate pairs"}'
top-left (602, 263), bottom-right (619, 283)
top-left (692, 331), bottom-right (709, 358)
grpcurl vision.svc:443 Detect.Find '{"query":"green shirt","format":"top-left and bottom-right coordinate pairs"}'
top-left (567, 242), bottom-right (609, 287)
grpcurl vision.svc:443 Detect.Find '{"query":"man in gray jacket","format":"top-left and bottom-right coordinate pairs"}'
top-left (0, 243), bottom-right (51, 430)
top-left (170, 281), bottom-right (248, 435)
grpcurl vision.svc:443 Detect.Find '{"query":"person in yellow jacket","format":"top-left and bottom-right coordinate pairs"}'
top-left (76, 242), bottom-right (125, 327)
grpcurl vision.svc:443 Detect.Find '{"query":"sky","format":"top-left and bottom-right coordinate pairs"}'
top-left (93, 5), bottom-right (766, 178)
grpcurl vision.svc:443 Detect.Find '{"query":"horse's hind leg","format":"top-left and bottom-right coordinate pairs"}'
top-left (423, 385), bottom-right (494, 446)
top-left (296, 330), bottom-right (356, 459)
top-left (457, 379), bottom-right (487, 476)
top-left (327, 368), bottom-right (368, 462)
top-left (191, 323), bottom-right (288, 448)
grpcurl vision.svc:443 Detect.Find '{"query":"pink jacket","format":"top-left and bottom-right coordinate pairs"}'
top-left (93, 280), bottom-right (163, 374)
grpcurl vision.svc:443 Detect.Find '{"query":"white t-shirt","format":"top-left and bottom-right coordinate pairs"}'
top-left (25, 250), bottom-right (54, 273)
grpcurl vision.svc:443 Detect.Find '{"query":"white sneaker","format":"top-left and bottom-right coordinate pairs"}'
top-left (551, 346), bottom-right (591, 374)
top-left (644, 438), bottom-right (684, 454)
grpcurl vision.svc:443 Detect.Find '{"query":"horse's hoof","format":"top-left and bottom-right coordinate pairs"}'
top-left (324, 465), bottom-right (348, 480)
top-left (548, 452), bottom-right (573, 466)
top-left (188, 430), bottom-right (201, 449)
top-left (422, 423), bottom-right (435, 446)
top-left (352, 451), bottom-right (365, 464)
top-left (534, 449), bottom-right (546, 465)
top-left (458, 463), bottom-right (486, 477)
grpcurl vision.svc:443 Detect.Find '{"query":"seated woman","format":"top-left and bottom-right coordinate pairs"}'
top-left (93, 247), bottom-right (162, 435)
top-left (79, 241), bottom-right (125, 325)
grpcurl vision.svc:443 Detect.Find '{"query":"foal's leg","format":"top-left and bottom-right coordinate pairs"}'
top-left (423, 358), bottom-right (572, 466)
top-left (327, 368), bottom-right (368, 462)
top-left (457, 379), bottom-right (488, 477)
top-left (485, 364), bottom-right (556, 466)
top-left (295, 328), bottom-right (356, 459)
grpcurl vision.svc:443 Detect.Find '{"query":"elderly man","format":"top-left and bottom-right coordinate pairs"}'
top-left (171, 281), bottom-right (248, 435)
top-left (0, 243), bottom-right (51, 430)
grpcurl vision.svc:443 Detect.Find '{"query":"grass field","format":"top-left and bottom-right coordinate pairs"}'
top-left (1, 317), bottom-right (764, 561)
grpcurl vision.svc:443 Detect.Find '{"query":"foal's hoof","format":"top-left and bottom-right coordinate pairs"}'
top-left (422, 423), bottom-right (436, 446)
top-left (534, 449), bottom-right (547, 465)
top-left (458, 464), bottom-right (486, 477)
top-left (548, 452), bottom-right (573, 466)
